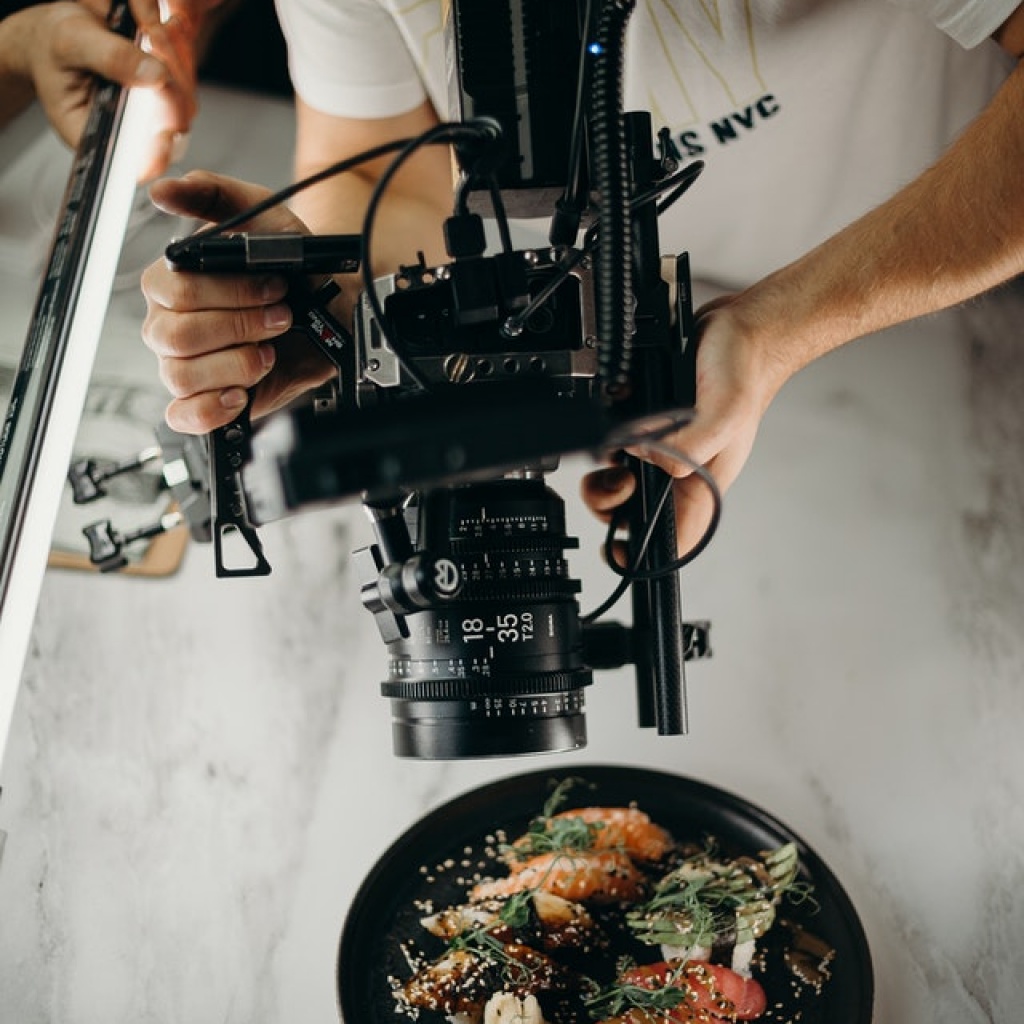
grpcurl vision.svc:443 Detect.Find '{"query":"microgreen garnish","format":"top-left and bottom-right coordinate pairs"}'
top-left (442, 889), bottom-right (541, 988)
top-left (627, 841), bottom-right (811, 949)
top-left (501, 777), bottom-right (606, 862)
top-left (449, 923), bottom-right (536, 987)
top-left (498, 890), bottom-right (534, 931)
top-left (542, 776), bottom-right (582, 818)
top-left (584, 962), bottom-right (692, 1020)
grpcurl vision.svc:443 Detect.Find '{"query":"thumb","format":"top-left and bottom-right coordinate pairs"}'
top-left (672, 468), bottom-right (722, 558)
top-left (670, 421), bottom-right (757, 555)
top-left (54, 11), bottom-right (169, 89)
top-left (148, 170), bottom-right (305, 233)
top-left (627, 404), bottom-right (740, 481)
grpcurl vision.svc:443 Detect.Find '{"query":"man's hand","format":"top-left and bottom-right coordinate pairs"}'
top-left (1, 0), bottom-right (209, 180)
top-left (141, 170), bottom-right (338, 434)
top-left (581, 293), bottom-right (793, 555)
top-left (584, 3), bottom-right (1024, 559)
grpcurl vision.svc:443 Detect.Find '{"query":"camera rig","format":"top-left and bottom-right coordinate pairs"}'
top-left (73, 0), bottom-right (718, 758)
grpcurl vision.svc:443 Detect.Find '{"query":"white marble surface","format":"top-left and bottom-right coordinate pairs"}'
top-left (2, 86), bottom-right (1024, 1024)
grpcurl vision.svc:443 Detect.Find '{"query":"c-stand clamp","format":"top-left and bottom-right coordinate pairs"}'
top-left (72, 424), bottom-right (211, 571)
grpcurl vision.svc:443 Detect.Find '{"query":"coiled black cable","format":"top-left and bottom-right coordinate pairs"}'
top-left (587, 0), bottom-right (636, 395)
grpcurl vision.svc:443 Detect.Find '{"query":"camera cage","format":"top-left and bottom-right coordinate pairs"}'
top-left (76, 0), bottom-right (720, 758)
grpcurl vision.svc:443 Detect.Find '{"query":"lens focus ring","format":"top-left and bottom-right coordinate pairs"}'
top-left (381, 669), bottom-right (591, 700)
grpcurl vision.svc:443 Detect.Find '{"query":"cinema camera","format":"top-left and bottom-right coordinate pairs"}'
top-left (74, 0), bottom-right (717, 759)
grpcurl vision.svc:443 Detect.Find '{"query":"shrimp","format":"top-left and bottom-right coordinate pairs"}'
top-left (471, 849), bottom-right (644, 904)
top-left (505, 806), bottom-right (673, 868)
top-left (550, 806), bottom-right (674, 861)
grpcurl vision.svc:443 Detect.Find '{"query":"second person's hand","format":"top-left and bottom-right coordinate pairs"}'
top-left (581, 293), bottom-right (794, 557)
top-left (13, 0), bottom-right (210, 181)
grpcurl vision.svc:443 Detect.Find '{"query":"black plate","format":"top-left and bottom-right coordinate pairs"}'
top-left (337, 765), bottom-right (873, 1023)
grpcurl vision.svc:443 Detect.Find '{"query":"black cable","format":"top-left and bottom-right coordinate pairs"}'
top-left (600, 439), bottom-right (722, 582)
top-left (502, 160), bottom-right (703, 339)
top-left (359, 119), bottom-right (502, 392)
top-left (549, 0), bottom-right (596, 246)
top-left (164, 136), bottom-right (415, 259)
top-left (649, 160), bottom-right (705, 215)
top-left (588, 0), bottom-right (636, 393)
top-left (167, 122), bottom-right (492, 394)
top-left (487, 179), bottom-right (515, 255)
top-left (580, 572), bottom-right (631, 624)
top-left (580, 468), bottom-right (673, 623)
top-left (582, 434), bottom-right (721, 622)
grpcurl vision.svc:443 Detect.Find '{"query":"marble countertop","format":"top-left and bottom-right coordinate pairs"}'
top-left (1, 86), bottom-right (1023, 1024)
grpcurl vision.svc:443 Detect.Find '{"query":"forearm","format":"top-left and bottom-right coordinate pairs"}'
top-left (290, 98), bottom-right (453, 317)
top-left (0, 9), bottom-right (42, 128)
top-left (290, 165), bottom-right (451, 275)
top-left (728, 56), bottom-right (1024, 386)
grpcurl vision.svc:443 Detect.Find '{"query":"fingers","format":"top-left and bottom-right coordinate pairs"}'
top-left (159, 0), bottom-right (222, 32)
top-left (29, 4), bottom-right (196, 177)
top-left (159, 333), bottom-right (337, 435)
top-left (141, 173), bottom-right (319, 435)
top-left (141, 174), bottom-right (301, 363)
top-left (670, 472), bottom-right (720, 558)
top-left (626, 398), bottom-right (750, 480)
top-left (142, 17), bottom-right (199, 128)
top-left (158, 340), bottom-right (276, 396)
top-left (581, 459), bottom-right (722, 562)
top-left (160, 343), bottom-right (270, 435)
top-left (164, 387), bottom-right (250, 435)
top-left (68, 1), bottom-right (203, 179)
top-left (28, 6), bottom-right (159, 148)
top-left (135, 10), bottom-right (204, 178)
top-left (79, 0), bottom-right (169, 31)
top-left (580, 464), bottom-right (636, 523)
top-left (141, 264), bottom-right (292, 433)
top-left (136, 128), bottom-right (188, 184)
top-left (125, 0), bottom-right (167, 31)
top-left (581, 404), bottom-right (758, 559)
top-left (148, 171), bottom-right (304, 234)
top-left (47, 7), bottom-right (168, 91)
top-left (140, 263), bottom-right (291, 346)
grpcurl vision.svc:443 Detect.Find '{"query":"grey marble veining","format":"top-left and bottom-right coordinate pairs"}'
top-left (2, 88), bottom-right (1024, 1024)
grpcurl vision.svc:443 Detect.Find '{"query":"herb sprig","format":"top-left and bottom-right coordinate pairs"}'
top-left (500, 777), bottom-right (607, 862)
top-left (583, 960), bottom-right (692, 1020)
top-left (443, 890), bottom-right (540, 986)
top-left (626, 841), bottom-right (812, 949)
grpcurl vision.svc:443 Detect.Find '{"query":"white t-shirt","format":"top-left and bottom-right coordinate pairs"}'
top-left (274, 0), bottom-right (1015, 288)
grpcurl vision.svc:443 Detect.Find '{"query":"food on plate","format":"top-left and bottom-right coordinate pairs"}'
top-left (626, 842), bottom-right (801, 976)
top-left (483, 994), bottom-right (546, 1024)
top-left (587, 960), bottom-right (768, 1022)
top-left (402, 942), bottom-right (576, 1018)
top-left (422, 891), bottom-right (606, 954)
top-left (393, 779), bottom-right (832, 1024)
top-left (503, 805), bottom-right (675, 866)
top-left (470, 849), bottom-right (645, 904)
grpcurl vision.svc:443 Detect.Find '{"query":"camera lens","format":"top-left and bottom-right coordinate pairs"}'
top-left (379, 478), bottom-right (592, 759)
